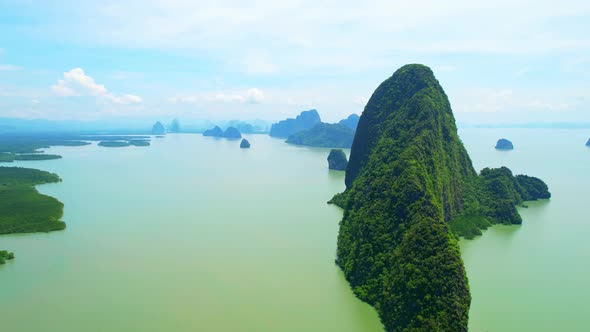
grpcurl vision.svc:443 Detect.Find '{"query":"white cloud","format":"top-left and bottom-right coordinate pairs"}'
top-left (51, 68), bottom-right (142, 104)
top-left (245, 88), bottom-right (264, 103)
top-left (0, 64), bottom-right (23, 71)
top-left (353, 96), bottom-right (368, 106)
top-left (170, 88), bottom-right (264, 105)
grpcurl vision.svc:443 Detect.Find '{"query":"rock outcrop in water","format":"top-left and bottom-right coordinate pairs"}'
top-left (203, 126), bottom-right (224, 137)
top-left (495, 138), bottom-right (514, 150)
top-left (240, 139), bottom-right (251, 148)
top-left (223, 127), bottom-right (242, 139)
top-left (327, 149), bottom-right (348, 170)
top-left (286, 123), bottom-right (355, 148)
top-left (152, 121), bottom-right (166, 135)
top-left (586, 139), bottom-right (590, 147)
top-left (333, 64), bottom-right (550, 332)
top-left (269, 109), bottom-right (321, 138)
top-left (338, 114), bottom-right (360, 131)
top-left (169, 119), bottom-right (180, 133)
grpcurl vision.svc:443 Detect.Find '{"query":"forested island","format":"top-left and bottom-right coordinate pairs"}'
top-left (286, 123), bottom-right (355, 148)
top-left (331, 64), bottom-right (550, 332)
top-left (0, 167), bottom-right (65, 235)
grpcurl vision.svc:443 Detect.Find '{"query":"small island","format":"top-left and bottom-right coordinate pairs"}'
top-left (203, 126), bottom-right (224, 137)
top-left (98, 141), bottom-right (131, 147)
top-left (152, 121), bottom-right (166, 135)
top-left (0, 250), bottom-right (15, 264)
top-left (240, 139), bottom-right (251, 149)
top-left (327, 149), bottom-right (348, 170)
top-left (495, 138), bottom-right (514, 150)
top-left (586, 138), bottom-right (590, 147)
top-left (129, 140), bottom-right (150, 147)
top-left (169, 119), bottom-right (181, 133)
top-left (223, 127), bottom-right (242, 139)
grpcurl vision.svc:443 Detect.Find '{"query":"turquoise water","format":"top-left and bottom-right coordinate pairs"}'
top-left (0, 129), bottom-right (588, 331)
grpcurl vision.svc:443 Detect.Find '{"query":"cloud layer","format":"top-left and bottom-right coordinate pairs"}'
top-left (52, 68), bottom-right (142, 105)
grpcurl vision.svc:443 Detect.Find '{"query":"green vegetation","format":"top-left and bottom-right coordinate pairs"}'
top-left (0, 167), bottom-right (65, 235)
top-left (129, 140), bottom-right (150, 147)
top-left (333, 64), bottom-right (550, 332)
top-left (0, 250), bottom-right (15, 264)
top-left (98, 141), bottom-right (131, 147)
top-left (0, 153), bottom-right (62, 162)
top-left (286, 123), bottom-right (355, 148)
top-left (327, 149), bottom-right (348, 170)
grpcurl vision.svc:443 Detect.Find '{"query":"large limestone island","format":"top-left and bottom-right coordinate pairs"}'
top-left (152, 121), bottom-right (166, 135)
top-left (269, 109), bottom-right (321, 138)
top-left (495, 138), bottom-right (514, 150)
top-left (327, 149), bottom-right (348, 170)
top-left (331, 64), bottom-right (550, 332)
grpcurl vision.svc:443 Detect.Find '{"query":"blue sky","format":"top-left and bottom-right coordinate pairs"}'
top-left (0, 0), bottom-right (589, 124)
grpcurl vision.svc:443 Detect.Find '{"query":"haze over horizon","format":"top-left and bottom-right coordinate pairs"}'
top-left (1, 1), bottom-right (589, 124)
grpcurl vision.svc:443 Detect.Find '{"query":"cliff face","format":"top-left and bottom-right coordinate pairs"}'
top-left (269, 109), bottom-right (321, 138)
top-left (335, 64), bottom-right (550, 332)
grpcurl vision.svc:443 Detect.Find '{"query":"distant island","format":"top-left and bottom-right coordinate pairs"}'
top-left (202, 126), bottom-right (242, 139)
top-left (495, 138), bottom-right (514, 150)
top-left (0, 153), bottom-right (62, 162)
top-left (269, 109), bottom-right (321, 138)
top-left (327, 149), bottom-right (347, 170)
top-left (586, 138), bottom-right (590, 147)
top-left (152, 121), bottom-right (166, 135)
top-left (338, 114), bottom-right (360, 131)
top-left (203, 126), bottom-right (224, 137)
top-left (331, 64), bottom-right (550, 332)
top-left (240, 139), bottom-right (251, 148)
top-left (169, 119), bottom-right (181, 133)
top-left (286, 123), bottom-right (355, 148)
top-left (98, 141), bottom-right (130, 147)
top-left (223, 127), bottom-right (242, 139)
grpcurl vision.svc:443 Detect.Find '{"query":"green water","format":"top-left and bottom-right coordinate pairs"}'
top-left (1, 129), bottom-right (588, 331)
top-left (0, 135), bottom-right (382, 332)
top-left (459, 128), bottom-right (590, 332)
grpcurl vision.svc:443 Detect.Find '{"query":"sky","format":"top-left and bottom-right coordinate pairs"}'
top-left (0, 0), bottom-right (589, 124)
